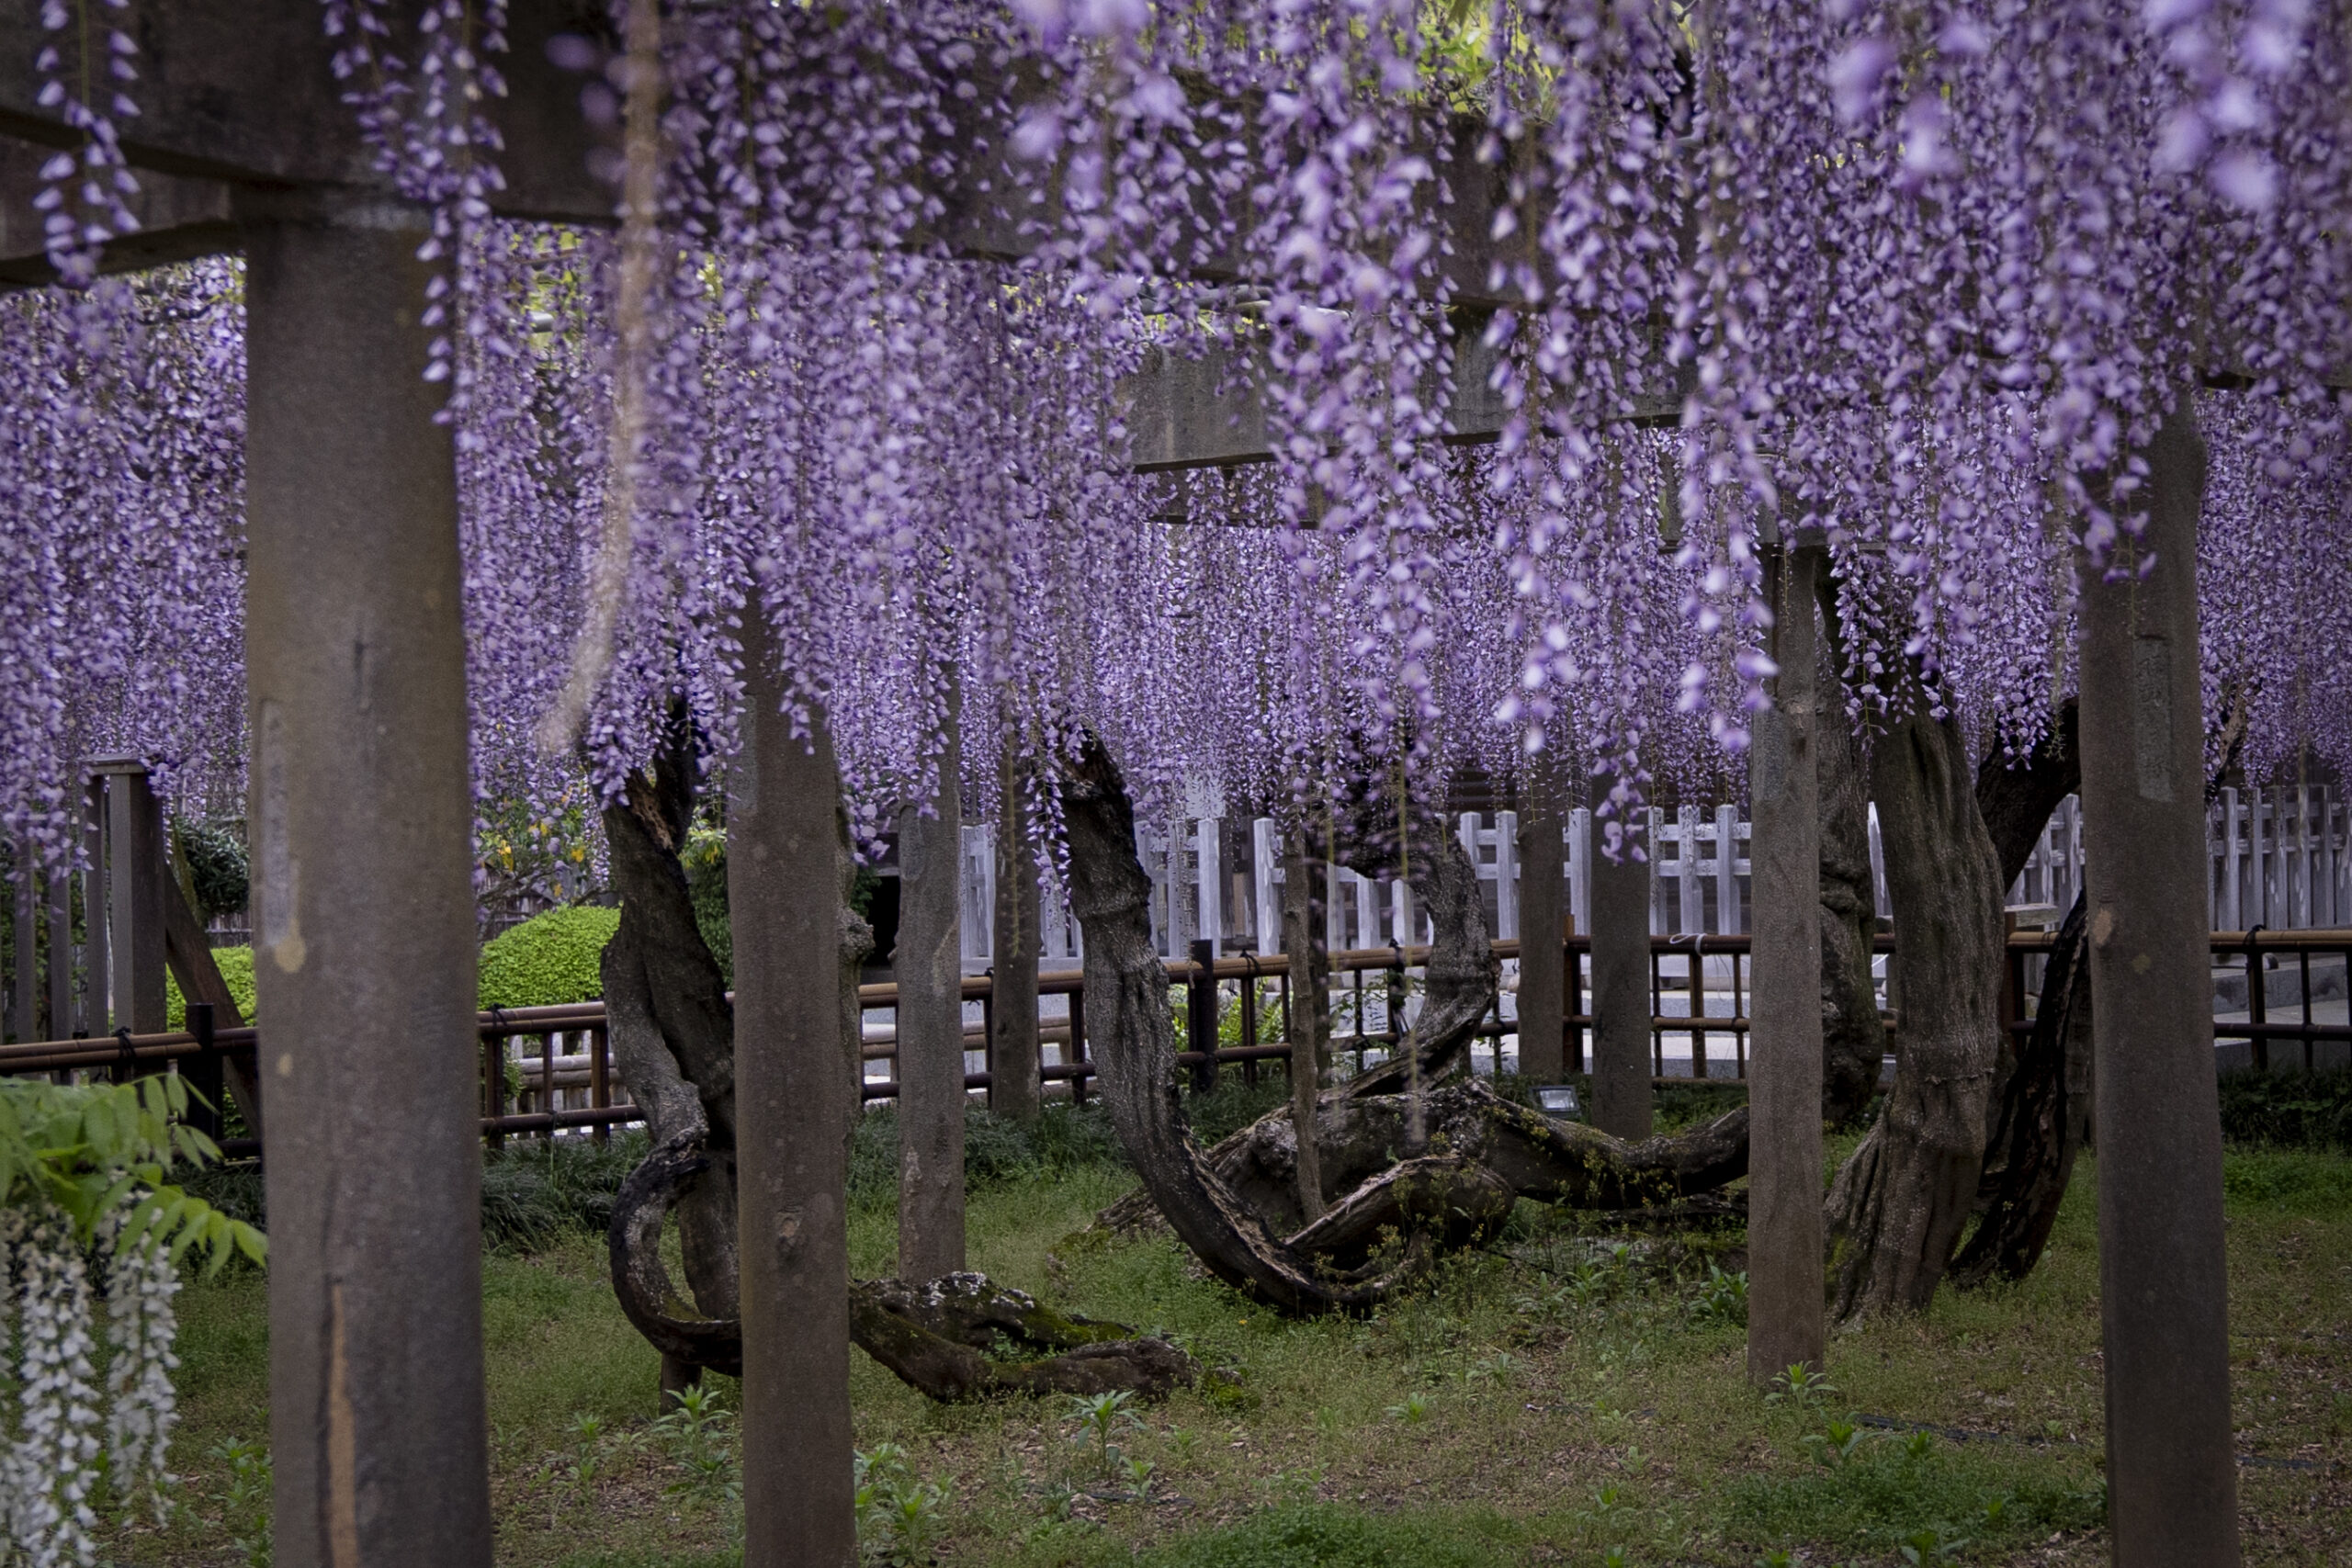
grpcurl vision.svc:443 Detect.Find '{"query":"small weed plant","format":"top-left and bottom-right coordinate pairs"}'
top-left (1764, 1364), bottom-right (1838, 1412)
top-left (655, 1383), bottom-right (740, 1508)
top-left (855, 1444), bottom-right (949, 1565)
top-left (1686, 1263), bottom-right (1748, 1325)
top-left (1065, 1390), bottom-right (1143, 1476)
top-left (210, 1437), bottom-right (272, 1568)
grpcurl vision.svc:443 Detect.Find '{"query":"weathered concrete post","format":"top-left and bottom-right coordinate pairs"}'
top-left (1517, 752), bottom-right (1567, 1081)
top-left (896, 676), bottom-right (967, 1281)
top-left (731, 618), bottom-right (859, 1567)
top-left (2076, 394), bottom-right (2240, 1566)
top-left (989, 743), bottom-right (1043, 1122)
top-left (1747, 537), bottom-right (1827, 1386)
top-left (1589, 773), bottom-right (1654, 1140)
top-left (96, 761), bottom-right (168, 1036)
top-left (1278, 820), bottom-right (1330, 1217)
top-left (241, 192), bottom-right (492, 1567)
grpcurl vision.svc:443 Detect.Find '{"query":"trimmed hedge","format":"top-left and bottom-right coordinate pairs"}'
top-left (478, 906), bottom-right (620, 1009)
top-left (2217, 1067), bottom-right (2352, 1152)
top-left (164, 946), bottom-right (257, 1029)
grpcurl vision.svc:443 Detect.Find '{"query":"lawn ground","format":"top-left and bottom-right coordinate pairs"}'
top-left (136, 1092), bottom-right (2351, 1567)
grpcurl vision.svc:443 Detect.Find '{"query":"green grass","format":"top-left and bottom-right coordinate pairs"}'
top-left (130, 1123), bottom-right (2352, 1568)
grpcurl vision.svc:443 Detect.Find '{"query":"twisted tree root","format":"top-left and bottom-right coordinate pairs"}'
top-left (607, 1132), bottom-right (1194, 1401)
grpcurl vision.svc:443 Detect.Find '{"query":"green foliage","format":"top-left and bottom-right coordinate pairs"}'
top-left (479, 1134), bottom-right (646, 1251)
top-left (1799, 1417), bottom-right (1869, 1468)
top-left (476, 786), bottom-right (599, 911)
top-left (165, 943), bottom-right (257, 1029)
top-left (208, 1435), bottom-right (271, 1568)
top-left (187, 1133), bottom-right (643, 1253)
top-left (655, 1383), bottom-right (740, 1508)
top-left (1385, 1391), bottom-right (1432, 1425)
top-left (1726, 1438), bottom-right (2104, 1557)
top-left (846, 1080), bottom-right (1289, 1209)
top-left (479, 905), bottom-right (621, 1009)
top-left (1764, 1365), bottom-right (1838, 1412)
top-left (680, 825), bottom-right (733, 988)
top-left (1686, 1263), bottom-right (1749, 1325)
top-left (1066, 1389), bottom-right (1144, 1475)
top-left (855, 1444), bottom-right (949, 1566)
top-left (2221, 1144), bottom-right (2352, 1213)
top-left (2218, 1066), bottom-right (2352, 1151)
top-left (175, 819), bottom-right (250, 923)
top-left (1132, 1503), bottom-right (1522, 1568)
top-left (0, 1075), bottom-right (261, 1271)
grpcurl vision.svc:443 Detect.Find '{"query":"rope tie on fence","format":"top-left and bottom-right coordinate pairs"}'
top-left (113, 1026), bottom-right (137, 1074)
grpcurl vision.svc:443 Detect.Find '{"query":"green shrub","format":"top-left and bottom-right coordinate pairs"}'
top-left (2217, 1066), bottom-right (2352, 1151)
top-left (195, 1132), bottom-right (650, 1251)
top-left (849, 1100), bottom-right (1126, 1207)
top-left (479, 906), bottom-right (621, 1009)
top-left (682, 826), bottom-right (875, 989)
top-left (175, 819), bottom-right (250, 922)
top-left (165, 945), bottom-right (257, 1028)
top-left (680, 827), bottom-right (732, 988)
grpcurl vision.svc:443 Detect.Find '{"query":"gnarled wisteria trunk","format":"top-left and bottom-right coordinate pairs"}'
top-left (1072, 731), bottom-right (1770, 1304)
top-left (1814, 592), bottom-right (1888, 1130)
top-left (1826, 703), bottom-right (2006, 1318)
top-left (598, 712), bottom-right (741, 1402)
top-left (1952, 699), bottom-right (2092, 1289)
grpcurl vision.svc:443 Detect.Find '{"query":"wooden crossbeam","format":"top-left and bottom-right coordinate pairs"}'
top-left (0, 1), bottom-right (1527, 296)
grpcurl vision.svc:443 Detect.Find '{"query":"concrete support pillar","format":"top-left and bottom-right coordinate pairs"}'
top-left (1517, 754), bottom-right (1567, 1081)
top-left (241, 192), bottom-right (492, 1568)
top-left (896, 678), bottom-right (967, 1281)
top-left (1747, 538), bottom-right (1827, 1385)
top-left (731, 619), bottom-right (858, 1567)
top-left (1589, 773), bottom-right (1655, 1139)
top-left (989, 744), bottom-right (1042, 1122)
top-left (97, 761), bottom-right (168, 1035)
top-left (2076, 395), bottom-right (2240, 1567)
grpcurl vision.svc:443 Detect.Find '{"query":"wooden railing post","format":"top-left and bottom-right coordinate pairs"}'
top-left (1186, 938), bottom-right (1219, 1093)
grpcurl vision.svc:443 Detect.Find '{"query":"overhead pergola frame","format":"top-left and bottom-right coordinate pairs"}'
top-left (0, 5), bottom-right (2256, 1564)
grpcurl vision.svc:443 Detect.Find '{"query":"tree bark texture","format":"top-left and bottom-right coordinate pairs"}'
top-left (608, 1134), bottom-right (1195, 1402)
top-left (599, 710), bottom-right (740, 1321)
top-left (243, 193), bottom-right (493, 1568)
top-left (1949, 889), bottom-right (2092, 1289)
top-left (897, 678), bottom-right (967, 1283)
top-left (730, 626), bottom-right (862, 1568)
top-left (1278, 820), bottom-right (1330, 1220)
top-left (1747, 540), bottom-right (1827, 1385)
top-left (1589, 775), bottom-right (1654, 1140)
top-left (1069, 732), bottom-right (1760, 1308)
top-left (2076, 394), bottom-right (2241, 1568)
top-left (1977, 698), bottom-right (2081, 891)
top-left (1516, 754), bottom-right (1568, 1079)
top-left (1101, 1077), bottom-right (1750, 1243)
top-left (1813, 586), bottom-right (1887, 1129)
top-left (989, 744), bottom-right (1043, 1122)
top-left (1826, 703), bottom-right (2005, 1319)
top-left (1950, 698), bottom-right (2090, 1290)
top-left (1058, 732), bottom-right (1430, 1313)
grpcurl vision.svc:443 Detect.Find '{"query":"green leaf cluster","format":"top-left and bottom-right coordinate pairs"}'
top-left (0, 1075), bottom-right (265, 1274)
top-left (164, 944), bottom-right (257, 1029)
top-left (478, 906), bottom-right (621, 1009)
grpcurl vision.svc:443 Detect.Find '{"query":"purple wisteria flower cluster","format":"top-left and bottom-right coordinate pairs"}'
top-left (6, 0), bottom-right (2352, 872)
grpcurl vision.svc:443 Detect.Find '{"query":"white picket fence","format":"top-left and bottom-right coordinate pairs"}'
top-left (2005, 785), bottom-right (2352, 932)
top-left (946, 784), bottom-right (2352, 970)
